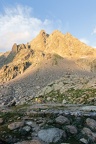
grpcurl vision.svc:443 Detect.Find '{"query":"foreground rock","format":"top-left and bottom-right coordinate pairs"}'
top-left (82, 127), bottom-right (96, 142)
top-left (15, 140), bottom-right (44, 144)
top-left (38, 128), bottom-right (64, 143)
top-left (0, 104), bottom-right (96, 143)
top-left (8, 121), bottom-right (24, 130)
top-left (86, 118), bottom-right (96, 131)
top-left (65, 125), bottom-right (77, 135)
top-left (55, 115), bottom-right (70, 125)
top-left (80, 138), bottom-right (88, 144)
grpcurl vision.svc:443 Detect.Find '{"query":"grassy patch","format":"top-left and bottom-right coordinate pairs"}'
top-left (34, 88), bottom-right (96, 105)
top-left (0, 111), bottom-right (25, 143)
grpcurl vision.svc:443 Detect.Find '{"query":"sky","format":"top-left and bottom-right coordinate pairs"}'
top-left (0, 0), bottom-right (96, 52)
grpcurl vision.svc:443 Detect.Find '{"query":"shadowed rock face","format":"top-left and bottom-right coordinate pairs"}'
top-left (12, 43), bottom-right (18, 54)
top-left (0, 61), bottom-right (31, 82)
top-left (12, 43), bottom-right (27, 54)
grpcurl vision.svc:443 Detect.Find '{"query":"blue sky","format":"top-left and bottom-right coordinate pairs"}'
top-left (0, 0), bottom-right (96, 51)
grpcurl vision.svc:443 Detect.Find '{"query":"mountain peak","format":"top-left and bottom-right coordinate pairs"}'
top-left (39, 30), bottom-right (46, 35)
top-left (29, 30), bottom-right (48, 51)
top-left (51, 30), bottom-right (63, 35)
top-left (65, 32), bottom-right (72, 35)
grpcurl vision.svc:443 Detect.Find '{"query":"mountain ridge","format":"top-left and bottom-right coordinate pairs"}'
top-left (0, 29), bottom-right (96, 106)
top-left (0, 29), bottom-right (96, 84)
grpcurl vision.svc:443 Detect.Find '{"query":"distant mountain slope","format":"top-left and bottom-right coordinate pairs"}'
top-left (0, 30), bottom-right (96, 84)
top-left (45, 30), bottom-right (96, 58)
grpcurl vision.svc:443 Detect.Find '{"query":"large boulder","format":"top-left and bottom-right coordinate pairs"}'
top-left (86, 118), bottom-right (96, 131)
top-left (38, 128), bottom-right (64, 143)
top-left (82, 127), bottom-right (96, 142)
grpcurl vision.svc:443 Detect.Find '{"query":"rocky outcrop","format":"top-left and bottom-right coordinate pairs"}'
top-left (12, 43), bottom-right (27, 54)
top-left (0, 85), bottom-right (15, 106)
top-left (30, 30), bottom-right (49, 51)
top-left (0, 61), bottom-right (31, 82)
top-left (12, 43), bottom-right (18, 54)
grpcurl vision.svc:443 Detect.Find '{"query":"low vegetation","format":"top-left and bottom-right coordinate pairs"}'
top-left (33, 88), bottom-right (96, 105)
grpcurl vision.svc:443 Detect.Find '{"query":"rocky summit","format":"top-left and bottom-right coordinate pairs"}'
top-left (0, 30), bottom-right (96, 144)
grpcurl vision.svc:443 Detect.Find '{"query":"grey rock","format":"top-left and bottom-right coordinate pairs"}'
top-left (62, 99), bottom-right (67, 104)
top-left (55, 115), bottom-right (70, 125)
top-left (25, 121), bottom-right (33, 126)
top-left (86, 118), bottom-right (96, 131)
top-left (47, 97), bottom-right (51, 101)
top-left (22, 126), bottom-right (31, 132)
top-left (38, 128), bottom-right (64, 143)
top-left (82, 127), bottom-right (96, 142)
top-left (66, 125), bottom-right (77, 134)
top-left (82, 127), bottom-right (92, 137)
top-left (80, 138), bottom-right (88, 144)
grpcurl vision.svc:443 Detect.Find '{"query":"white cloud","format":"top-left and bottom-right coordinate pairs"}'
top-left (92, 27), bottom-right (96, 34)
top-left (0, 5), bottom-right (55, 52)
top-left (79, 38), bottom-right (89, 45)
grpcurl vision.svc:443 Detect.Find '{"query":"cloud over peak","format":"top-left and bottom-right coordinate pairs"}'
top-left (0, 5), bottom-right (54, 52)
